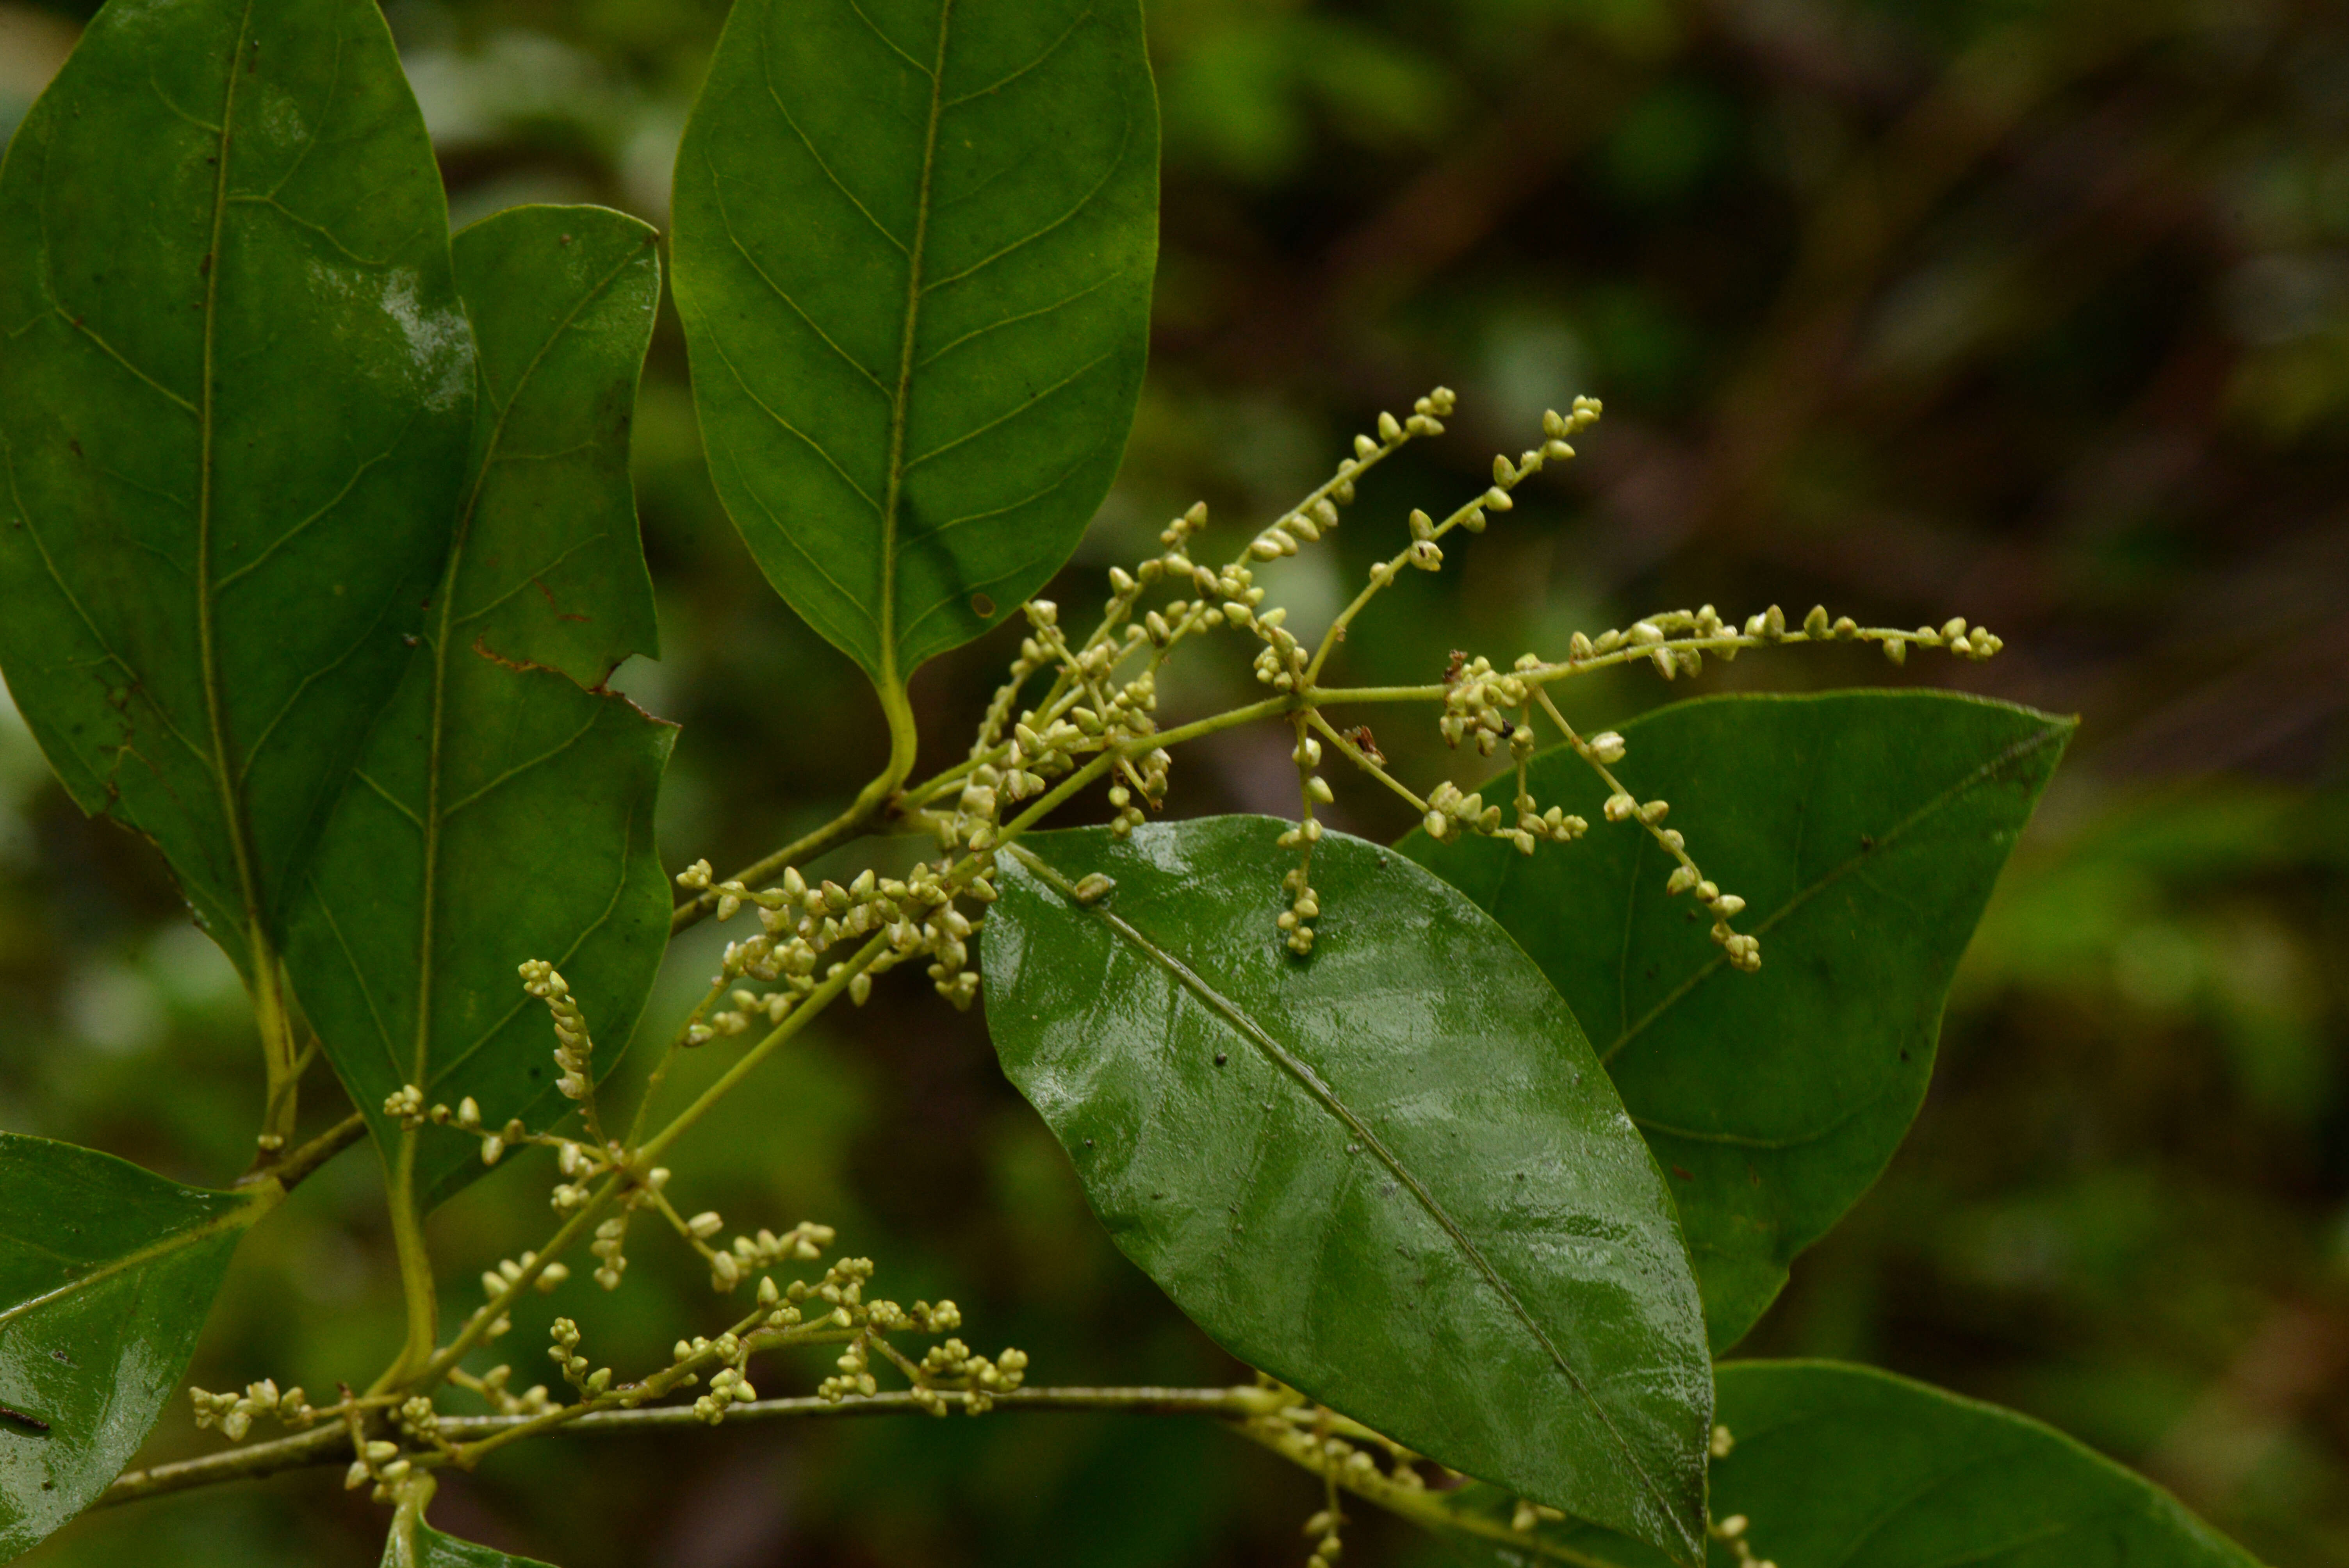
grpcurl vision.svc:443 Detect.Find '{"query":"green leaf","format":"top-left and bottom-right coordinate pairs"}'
top-left (1702, 1362), bottom-right (2262, 1566)
top-left (1444, 1361), bottom-right (2263, 1567)
top-left (384, 1512), bottom-right (560, 1567)
top-left (670, 0), bottom-right (1158, 693)
top-left (0, 0), bottom-right (473, 977)
top-left (982, 818), bottom-right (1713, 1565)
top-left (0, 1132), bottom-right (271, 1560)
top-left (285, 205), bottom-right (673, 1208)
top-left (1403, 692), bottom-right (2072, 1350)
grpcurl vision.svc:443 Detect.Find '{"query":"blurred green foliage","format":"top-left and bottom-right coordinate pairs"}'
top-left (0, 0), bottom-right (2343, 1562)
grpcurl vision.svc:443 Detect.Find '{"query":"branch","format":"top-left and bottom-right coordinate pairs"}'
top-left (98, 1386), bottom-right (1278, 1508)
top-left (234, 1110), bottom-right (367, 1195)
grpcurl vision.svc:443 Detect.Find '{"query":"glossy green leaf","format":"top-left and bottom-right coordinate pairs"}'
top-left (1404, 692), bottom-right (2072, 1350)
top-left (670, 0), bottom-right (1158, 691)
top-left (982, 818), bottom-right (1713, 1564)
top-left (0, 0), bottom-right (473, 976)
top-left (0, 1132), bottom-right (271, 1560)
top-left (286, 206), bottom-right (673, 1208)
top-left (384, 1513), bottom-right (559, 1567)
top-left (1447, 1361), bottom-right (2262, 1567)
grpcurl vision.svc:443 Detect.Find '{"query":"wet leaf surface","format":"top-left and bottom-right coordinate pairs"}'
top-left (0, 1133), bottom-right (269, 1561)
top-left (984, 817), bottom-right (1712, 1564)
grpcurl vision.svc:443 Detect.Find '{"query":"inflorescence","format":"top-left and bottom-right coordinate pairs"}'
top-left (255, 383), bottom-right (1994, 1557)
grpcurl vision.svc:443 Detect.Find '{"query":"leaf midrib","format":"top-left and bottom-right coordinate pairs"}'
top-left (874, 0), bottom-right (958, 695)
top-left (1008, 843), bottom-right (1684, 1543)
top-left (195, 0), bottom-right (265, 959)
top-left (1596, 718), bottom-right (2072, 1068)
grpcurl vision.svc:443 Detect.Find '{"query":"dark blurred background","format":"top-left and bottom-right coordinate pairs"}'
top-left (3, 0), bottom-right (2346, 1562)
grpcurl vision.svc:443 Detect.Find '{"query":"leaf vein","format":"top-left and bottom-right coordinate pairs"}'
top-left (921, 111), bottom-right (1134, 296)
top-left (211, 436), bottom-right (406, 594)
top-left (942, 6), bottom-right (1094, 107)
top-left (902, 348), bottom-right (1112, 471)
top-left (758, 36), bottom-right (911, 255)
top-left (436, 709), bottom-right (604, 821)
top-left (704, 328), bottom-right (884, 517)
top-left (846, 0), bottom-right (936, 78)
top-left (232, 582), bottom-right (404, 789)
top-left (711, 173), bottom-right (890, 393)
top-left (913, 272), bottom-right (1116, 369)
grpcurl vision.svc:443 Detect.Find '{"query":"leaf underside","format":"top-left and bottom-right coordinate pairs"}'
top-left (1456, 1361), bottom-right (2263, 1568)
top-left (983, 818), bottom-right (1713, 1565)
top-left (0, 1133), bottom-right (266, 1561)
top-left (286, 205), bottom-right (674, 1208)
top-left (670, 0), bottom-right (1160, 689)
top-left (0, 0), bottom-right (472, 971)
top-left (1404, 691), bottom-right (2073, 1349)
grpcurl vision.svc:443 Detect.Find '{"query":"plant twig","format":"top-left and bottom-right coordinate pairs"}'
top-left (97, 1386), bottom-right (1281, 1507)
top-left (233, 1110), bottom-right (366, 1194)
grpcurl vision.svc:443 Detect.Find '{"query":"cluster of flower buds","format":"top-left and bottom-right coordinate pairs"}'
top-left (1104, 742), bottom-right (1171, 840)
top-left (394, 1395), bottom-right (443, 1447)
top-left (1543, 599), bottom-right (2002, 684)
top-left (891, 1338), bottom-right (1029, 1415)
top-left (588, 1213), bottom-right (633, 1292)
top-left (819, 1335), bottom-right (877, 1404)
top-left (693, 1354), bottom-right (761, 1424)
top-left (545, 1316), bottom-right (613, 1397)
top-left (545, 1138), bottom-right (642, 1217)
top-left (471, 1250), bottom-right (571, 1339)
top-left (519, 961), bottom-right (594, 1101)
top-left (667, 1254), bottom-right (972, 1419)
top-left (1242, 388), bottom-right (1446, 571)
top-left (1249, 608), bottom-right (1311, 693)
top-left (1591, 782), bottom-right (1761, 972)
top-left (1438, 653), bottom-right (1536, 755)
top-left (1418, 778), bottom-right (1584, 856)
top-left (1666, 862), bottom-right (1760, 972)
top-left (955, 619), bottom-right (1169, 847)
top-left (959, 502), bottom-right (1195, 773)
top-left (1248, 1405), bottom-right (1434, 1552)
top-left (1302, 1504), bottom-right (1349, 1568)
top-left (1247, 494), bottom-right (1336, 563)
top-left (679, 853), bottom-right (989, 1017)
top-left (699, 1216), bottom-right (838, 1293)
top-left (1277, 864), bottom-right (1323, 956)
top-left (462, 1361), bottom-right (556, 1417)
top-left (1231, 1399), bottom-right (1447, 1558)
top-left (188, 1378), bottom-right (310, 1442)
top-left (1862, 613), bottom-right (2002, 664)
top-left (1273, 728), bottom-right (1337, 954)
top-left (1363, 399), bottom-right (1593, 601)
top-left (772, 1251), bottom-right (874, 1324)
top-left (344, 1436), bottom-right (413, 1502)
